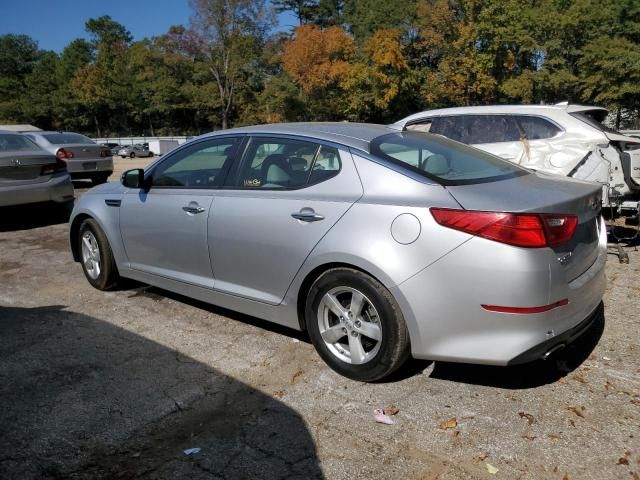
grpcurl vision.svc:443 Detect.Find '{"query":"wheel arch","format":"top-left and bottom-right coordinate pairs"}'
top-left (70, 213), bottom-right (93, 262)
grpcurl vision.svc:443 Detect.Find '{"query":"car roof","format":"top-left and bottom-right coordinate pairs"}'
top-left (199, 122), bottom-right (400, 153)
top-left (395, 104), bottom-right (609, 126)
top-left (0, 129), bottom-right (25, 135)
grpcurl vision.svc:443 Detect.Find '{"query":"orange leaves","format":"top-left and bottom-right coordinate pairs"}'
top-left (364, 29), bottom-right (408, 71)
top-left (282, 25), bottom-right (354, 92)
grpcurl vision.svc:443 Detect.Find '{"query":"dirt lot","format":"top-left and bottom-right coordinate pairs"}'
top-left (1, 158), bottom-right (639, 479)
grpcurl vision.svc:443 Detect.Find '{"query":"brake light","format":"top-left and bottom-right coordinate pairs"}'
top-left (430, 208), bottom-right (577, 248)
top-left (56, 148), bottom-right (74, 160)
top-left (100, 149), bottom-right (109, 157)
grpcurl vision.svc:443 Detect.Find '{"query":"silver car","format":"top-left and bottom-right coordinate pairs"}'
top-left (25, 131), bottom-right (113, 185)
top-left (117, 144), bottom-right (153, 158)
top-left (0, 130), bottom-right (74, 208)
top-left (69, 123), bottom-right (607, 381)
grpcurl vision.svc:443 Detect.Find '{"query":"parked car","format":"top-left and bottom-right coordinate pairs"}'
top-left (396, 105), bottom-right (640, 218)
top-left (24, 131), bottom-right (113, 185)
top-left (101, 142), bottom-right (122, 156)
top-left (117, 144), bottom-right (154, 158)
top-left (0, 130), bottom-right (74, 208)
top-left (69, 123), bottom-right (606, 381)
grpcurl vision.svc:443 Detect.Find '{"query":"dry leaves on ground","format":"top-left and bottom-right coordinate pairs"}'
top-left (518, 411), bottom-right (536, 426)
top-left (438, 418), bottom-right (457, 430)
top-left (567, 405), bottom-right (585, 418)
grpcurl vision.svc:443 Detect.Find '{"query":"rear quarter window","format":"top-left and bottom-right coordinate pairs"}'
top-left (516, 116), bottom-right (562, 140)
top-left (0, 134), bottom-right (42, 151)
top-left (370, 131), bottom-right (528, 185)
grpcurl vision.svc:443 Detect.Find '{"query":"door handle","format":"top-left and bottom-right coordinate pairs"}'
top-left (182, 205), bottom-right (205, 214)
top-left (291, 211), bottom-right (324, 222)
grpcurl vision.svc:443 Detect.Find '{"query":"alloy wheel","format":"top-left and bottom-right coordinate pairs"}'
top-left (317, 286), bottom-right (382, 365)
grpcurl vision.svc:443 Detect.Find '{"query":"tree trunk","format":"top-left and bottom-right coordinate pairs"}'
top-left (615, 107), bottom-right (622, 130)
top-left (149, 116), bottom-right (155, 137)
top-left (94, 115), bottom-right (101, 138)
top-left (221, 110), bottom-right (228, 130)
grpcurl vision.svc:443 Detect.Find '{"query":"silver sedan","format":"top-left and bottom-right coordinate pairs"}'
top-left (69, 123), bottom-right (606, 381)
top-left (117, 144), bottom-right (153, 158)
top-left (0, 130), bottom-right (74, 208)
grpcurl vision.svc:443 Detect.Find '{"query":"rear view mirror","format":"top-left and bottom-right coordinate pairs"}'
top-left (121, 168), bottom-right (145, 189)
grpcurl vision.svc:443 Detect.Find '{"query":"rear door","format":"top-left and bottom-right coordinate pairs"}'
top-left (433, 115), bottom-right (527, 162)
top-left (209, 136), bottom-right (362, 305)
top-left (120, 136), bottom-right (240, 288)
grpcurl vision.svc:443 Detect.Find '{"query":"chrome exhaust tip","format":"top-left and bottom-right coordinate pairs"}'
top-left (542, 343), bottom-right (566, 361)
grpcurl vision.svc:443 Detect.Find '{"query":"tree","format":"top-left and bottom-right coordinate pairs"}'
top-left (187, 0), bottom-right (274, 129)
top-left (343, 0), bottom-right (416, 40)
top-left (273, 0), bottom-right (317, 25)
top-left (0, 34), bottom-right (40, 121)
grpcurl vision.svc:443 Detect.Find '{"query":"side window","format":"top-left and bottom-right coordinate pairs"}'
top-left (405, 119), bottom-right (433, 133)
top-left (309, 145), bottom-right (341, 185)
top-left (152, 137), bottom-right (239, 188)
top-left (236, 137), bottom-right (340, 189)
top-left (432, 115), bottom-right (521, 144)
top-left (516, 116), bottom-right (562, 140)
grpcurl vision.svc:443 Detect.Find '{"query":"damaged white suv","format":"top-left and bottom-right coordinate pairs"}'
top-left (395, 104), bottom-right (640, 217)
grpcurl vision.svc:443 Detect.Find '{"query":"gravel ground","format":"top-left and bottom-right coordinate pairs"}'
top-left (0, 159), bottom-right (639, 479)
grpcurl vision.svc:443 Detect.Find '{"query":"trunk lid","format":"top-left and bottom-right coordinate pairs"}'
top-left (445, 171), bottom-right (602, 281)
top-left (0, 151), bottom-right (58, 186)
top-left (56, 143), bottom-right (104, 160)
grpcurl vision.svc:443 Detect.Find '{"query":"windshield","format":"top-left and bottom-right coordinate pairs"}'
top-left (0, 134), bottom-right (42, 152)
top-left (43, 133), bottom-right (95, 145)
top-left (370, 131), bottom-right (528, 185)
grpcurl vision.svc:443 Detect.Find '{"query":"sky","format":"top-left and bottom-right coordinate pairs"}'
top-left (0, 0), bottom-right (296, 52)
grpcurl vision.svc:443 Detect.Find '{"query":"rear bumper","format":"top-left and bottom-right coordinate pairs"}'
top-left (507, 302), bottom-right (603, 365)
top-left (393, 223), bottom-right (607, 366)
top-left (0, 172), bottom-right (74, 207)
top-left (67, 158), bottom-right (113, 176)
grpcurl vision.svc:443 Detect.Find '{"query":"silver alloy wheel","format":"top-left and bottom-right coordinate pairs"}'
top-left (81, 231), bottom-right (101, 280)
top-left (317, 286), bottom-right (382, 365)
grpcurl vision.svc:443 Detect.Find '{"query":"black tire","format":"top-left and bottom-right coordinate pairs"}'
top-left (148, 151), bottom-right (154, 157)
top-left (130, 152), bottom-right (136, 158)
top-left (305, 268), bottom-right (410, 382)
top-left (78, 218), bottom-right (120, 290)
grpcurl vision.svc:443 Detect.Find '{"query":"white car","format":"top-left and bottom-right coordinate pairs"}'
top-left (395, 104), bottom-right (640, 216)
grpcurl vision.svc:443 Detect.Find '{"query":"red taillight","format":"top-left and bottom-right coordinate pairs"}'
top-left (430, 208), bottom-right (577, 248)
top-left (100, 149), bottom-right (109, 157)
top-left (56, 148), bottom-right (74, 160)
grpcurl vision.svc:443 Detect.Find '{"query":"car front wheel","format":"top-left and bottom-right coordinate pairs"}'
top-left (305, 268), bottom-right (410, 382)
top-left (78, 218), bottom-right (120, 290)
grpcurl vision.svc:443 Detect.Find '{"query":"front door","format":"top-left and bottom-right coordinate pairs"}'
top-left (120, 136), bottom-right (240, 288)
top-left (209, 136), bottom-right (363, 304)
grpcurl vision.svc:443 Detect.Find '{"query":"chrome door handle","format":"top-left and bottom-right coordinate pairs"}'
top-left (182, 205), bottom-right (205, 214)
top-left (291, 211), bottom-right (324, 222)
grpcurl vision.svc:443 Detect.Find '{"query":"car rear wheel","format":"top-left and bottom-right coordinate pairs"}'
top-left (305, 268), bottom-right (410, 381)
top-left (78, 218), bottom-right (120, 290)
top-left (130, 152), bottom-right (136, 158)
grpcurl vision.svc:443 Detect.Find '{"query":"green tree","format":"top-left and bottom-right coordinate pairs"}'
top-left (0, 34), bottom-right (40, 122)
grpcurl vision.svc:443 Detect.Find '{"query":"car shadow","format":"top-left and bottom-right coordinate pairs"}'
top-left (0, 305), bottom-right (323, 479)
top-left (0, 201), bottom-right (73, 232)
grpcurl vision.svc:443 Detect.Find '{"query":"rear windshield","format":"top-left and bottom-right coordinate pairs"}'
top-left (370, 131), bottom-right (528, 185)
top-left (43, 133), bottom-right (95, 144)
top-left (570, 111), bottom-right (620, 135)
top-left (0, 134), bottom-right (42, 152)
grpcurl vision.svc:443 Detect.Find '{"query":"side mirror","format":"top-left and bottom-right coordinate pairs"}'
top-left (121, 168), bottom-right (146, 189)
